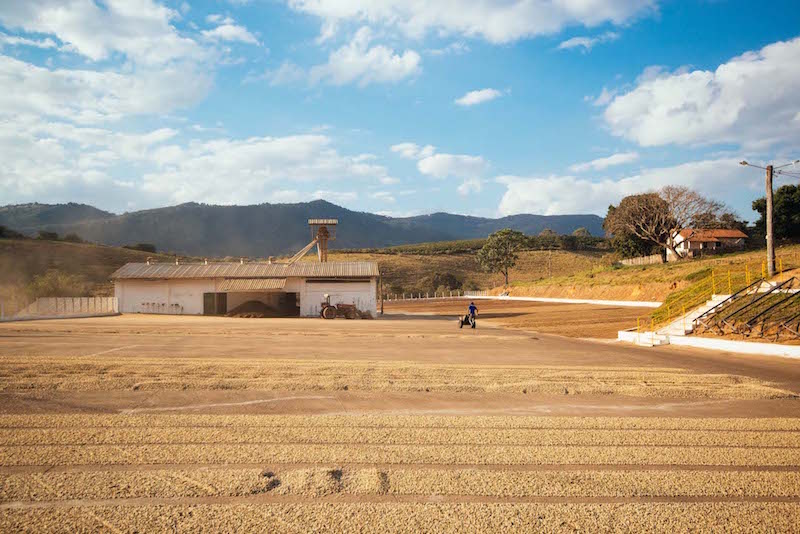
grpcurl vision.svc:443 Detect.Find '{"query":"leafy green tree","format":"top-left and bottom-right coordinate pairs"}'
top-left (477, 229), bottom-right (526, 286)
top-left (753, 185), bottom-right (800, 239)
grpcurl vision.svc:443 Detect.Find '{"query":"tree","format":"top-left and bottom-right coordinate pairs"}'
top-left (753, 185), bottom-right (800, 239)
top-left (604, 193), bottom-right (676, 257)
top-left (606, 186), bottom-right (731, 260)
top-left (124, 243), bottom-right (157, 253)
top-left (431, 272), bottom-right (462, 291)
top-left (572, 227), bottom-right (591, 237)
top-left (477, 229), bottom-right (526, 286)
top-left (37, 230), bottom-right (59, 241)
top-left (63, 233), bottom-right (84, 243)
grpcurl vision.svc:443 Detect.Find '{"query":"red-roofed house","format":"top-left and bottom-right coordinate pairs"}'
top-left (667, 228), bottom-right (748, 261)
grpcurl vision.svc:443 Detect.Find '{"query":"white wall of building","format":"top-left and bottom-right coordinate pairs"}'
top-left (115, 277), bottom-right (377, 317)
top-left (299, 279), bottom-right (377, 318)
top-left (115, 279), bottom-right (215, 314)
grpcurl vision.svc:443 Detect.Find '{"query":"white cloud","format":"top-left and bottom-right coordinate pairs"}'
top-left (1, 123), bottom-right (393, 209)
top-left (286, 0), bottom-right (657, 44)
top-left (391, 141), bottom-right (488, 194)
top-left (603, 37), bottom-right (800, 149)
top-left (0, 0), bottom-right (203, 65)
top-left (370, 191), bottom-right (396, 202)
top-left (569, 151), bottom-right (639, 172)
top-left (586, 86), bottom-right (617, 107)
top-left (309, 27), bottom-right (421, 86)
top-left (140, 134), bottom-right (394, 204)
top-left (0, 32), bottom-right (57, 49)
top-left (202, 23), bottom-right (259, 45)
top-left (426, 41), bottom-right (470, 56)
top-left (558, 31), bottom-right (619, 52)
top-left (262, 61), bottom-right (306, 86)
top-left (418, 153), bottom-right (488, 179)
top-left (455, 88), bottom-right (503, 107)
top-left (457, 177), bottom-right (482, 196)
top-left (391, 142), bottom-right (435, 159)
top-left (497, 157), bottom-right (753, 216)
top-left (0, 55), bottom-right (210, 124)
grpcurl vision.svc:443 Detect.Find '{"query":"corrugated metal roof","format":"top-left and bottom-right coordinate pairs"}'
top-left (308, 218), bottom-right (338, 225)
top-left (111, 261), bottom-right (379, 280)
top-left (218, 278), bottom-right (286, 292)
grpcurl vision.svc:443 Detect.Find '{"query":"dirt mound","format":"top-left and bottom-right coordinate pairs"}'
top-left (226, 301), bottom-right (282, 318)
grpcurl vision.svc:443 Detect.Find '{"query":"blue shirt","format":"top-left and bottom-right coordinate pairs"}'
top-left (468, 304), bottom-right (477, 315)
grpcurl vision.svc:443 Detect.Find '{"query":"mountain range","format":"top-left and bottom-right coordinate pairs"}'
top-left (0, 201), bottom-right (605, 257)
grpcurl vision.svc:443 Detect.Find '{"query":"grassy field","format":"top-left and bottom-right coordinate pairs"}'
top-left (1, 315), bottom-right (799, 531)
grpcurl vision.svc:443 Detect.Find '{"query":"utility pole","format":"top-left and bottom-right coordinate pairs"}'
top-left (740, 159), bottom-right (798, 279)
top-left (765, 165), bottom-right (775, 277)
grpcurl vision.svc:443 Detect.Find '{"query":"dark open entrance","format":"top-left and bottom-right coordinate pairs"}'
top-left (203, 293), bottom-right (227, 315)
top-left (281, 292), bottom-right (300, 317)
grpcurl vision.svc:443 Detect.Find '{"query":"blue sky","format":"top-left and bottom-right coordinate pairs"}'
top-left (1, 1), bottom-right (799, 221)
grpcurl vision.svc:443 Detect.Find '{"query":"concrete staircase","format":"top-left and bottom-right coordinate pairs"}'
top-left (618, 294), bottom-right (732, 347)
top-left (657, 294), bottom-right (731, 337)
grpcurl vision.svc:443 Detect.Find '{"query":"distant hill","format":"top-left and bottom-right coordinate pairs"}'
top-left (0, 200), bottom-right (605, 256)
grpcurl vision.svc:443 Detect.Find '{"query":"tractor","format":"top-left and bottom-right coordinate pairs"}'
top-left (320, 294), bottom-right (359, 320)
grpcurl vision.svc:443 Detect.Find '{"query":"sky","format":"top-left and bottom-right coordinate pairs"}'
top-left (1, 0), bottom-right (799, 221)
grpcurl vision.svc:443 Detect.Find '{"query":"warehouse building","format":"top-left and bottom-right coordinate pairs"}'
top-left (111, 260), bottom-right (379, 317)
top-left (111, 219), bottom-right (379, 318)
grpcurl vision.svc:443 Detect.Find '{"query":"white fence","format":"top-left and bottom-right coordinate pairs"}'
top-left (4, 297), bottom-right (118, 321)
top-left (620, 254), bottom-right (664, 266)
top-left (383, 290), bottom-right (478, 301)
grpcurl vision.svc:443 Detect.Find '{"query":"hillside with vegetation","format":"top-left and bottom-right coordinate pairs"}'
top-left (0, 200), bottom-right (605, 257)
top-left (0, 238), bottom-right (178, 314)
top-left (501, 244), bottom-right (800, 303)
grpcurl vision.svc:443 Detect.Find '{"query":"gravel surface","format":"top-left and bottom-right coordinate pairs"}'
top-left (3, 468), bottom-right (799, 502)
top-left (1, 357), bottom-right (793, 399)
top-left (3, 503), bottom-right (800, 533)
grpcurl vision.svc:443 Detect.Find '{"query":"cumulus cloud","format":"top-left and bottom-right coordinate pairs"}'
top-left (585, 87), bottom-right (617, 107)
top-left (1, 125), bottom-right (395, 209)
top-left (0, 32), bottom-right (57, 49)
top-left (390, 142), bottom-right (435, 159)
top-left (391, 140), bottom-right (487, 194)
top-left (309, 27), bottom-right (420, 86)
top-left (455, 88), bottom-right (503, 107)
top-left (558, 31), bottom-right (619, 52)
top-left (0, 55), bottom-right (209, 124)
top-left (497, 158), bottom-right (754, 216)
top-left (417, 153), bottom-right (488, 179)
top-left (140, 134), bottom-right (395, 204)
top-left (426, 41), bottom-right (470, 56)
top-left (569, 152), bottom-right (639, 172)
top-left (603, 37), bottom-right (800, 149)
top-left (202, 24), bottom-right (259, 44)
top-left (286, 0), bottom-right (657, 44)
top-left (0, 0), bottom-right (203, 65)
